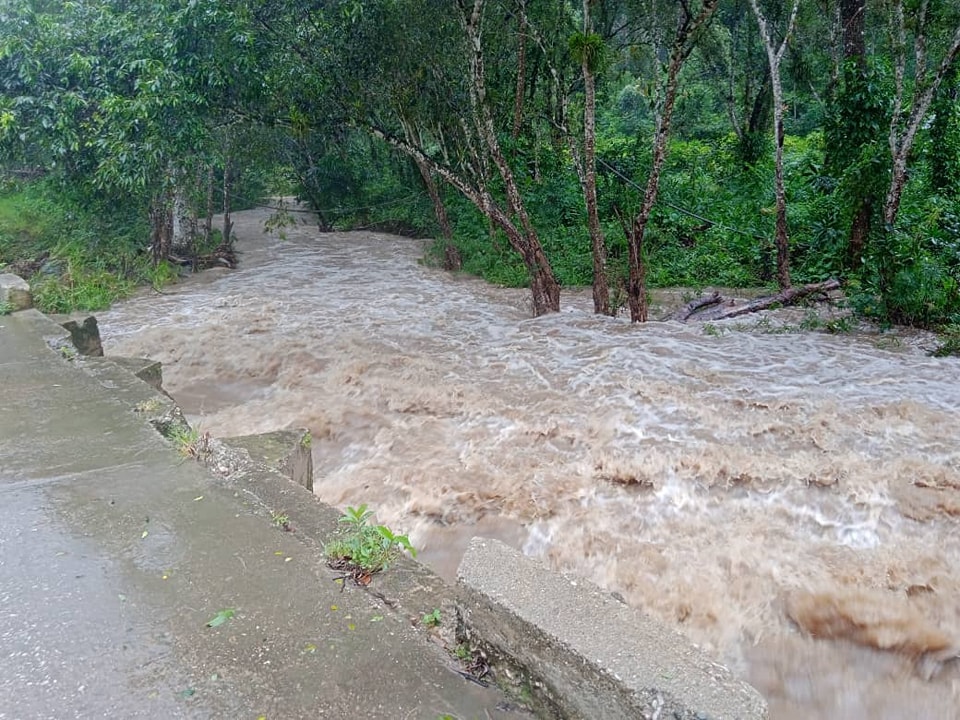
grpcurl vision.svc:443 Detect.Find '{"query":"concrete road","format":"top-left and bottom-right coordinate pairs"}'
top-left (0, 310), bottom-right (526, 720)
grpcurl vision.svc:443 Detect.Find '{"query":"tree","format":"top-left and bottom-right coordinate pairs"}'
top-left (883, 0), bottom-right (960, 227)
top-left (622, 0), bottom-right (720, 322)
top-left (748, 0), bottom-right (801, 290)
top-left (0, 0), bottom-right (254, 259)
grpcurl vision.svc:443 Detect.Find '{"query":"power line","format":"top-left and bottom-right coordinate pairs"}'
top-left (597, 158), bottom-right (767, 242)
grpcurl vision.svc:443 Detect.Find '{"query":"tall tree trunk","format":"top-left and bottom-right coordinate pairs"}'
top-left (222, 157), bottom-right (233, 247)
top-left (749, 0), bottom-right (800, 290)
top-left (402, 118), bottom-right (460, 270)
top-left (512, 3), bottom-right (527, 140)
top-left (459, 0), bottom-right (559, 315)
top-left (625, 0), bottom-right (720, 322)
top-left (771, 78), bottom-right (791, 290)
top-left (580, 1), bottom-right (609, 316)
top-left (841, 0), bottom-right (866, 61)
top-left (414, 157), bottom-right (461, 270)
top-left (839, 0), bottom-right (871, 265)
top-left (204, 163), bottom-right (214, 246)
top-left (884, 2), bottom-right (960, 227)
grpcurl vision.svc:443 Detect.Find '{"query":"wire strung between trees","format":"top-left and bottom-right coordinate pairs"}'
top-left (597, 158), bottom-right (767, 242)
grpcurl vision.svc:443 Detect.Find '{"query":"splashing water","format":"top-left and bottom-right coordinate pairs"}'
top-left (99, 208), bottom-right (960, 718)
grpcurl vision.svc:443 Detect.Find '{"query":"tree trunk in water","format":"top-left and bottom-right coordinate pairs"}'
top-left (691, 279), bottom-right (841, 321)
top-left (149, 191), bottom-right (173, 264)
top-left (523, 236), bottom-right (561, 317)
top-left (749, 0), bottom-right (799, 290)
top-left (461, 0), bottom-right (559, 316)
top-left (170, 183), bottom-right (191, 255)
top-left (624, 0), bottom-right (719, 322)
top-left (222, 159), bottom-right (233, 247)
top-left (772, 97), bottom-right (791, 289)
top-left (204, 164), bottom-right (214, 246)
top-left (581, 2), bottom-right (610, 316)
top-left (626, 216), bottom-right (648, 323)
top-left (413, 157), bottom-right (461, 271)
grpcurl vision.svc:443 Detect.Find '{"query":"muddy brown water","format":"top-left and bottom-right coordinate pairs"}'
top-left (99, 207), bottom-right (960, 718)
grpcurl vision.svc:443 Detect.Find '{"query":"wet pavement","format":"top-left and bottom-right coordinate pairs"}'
top-left (0, 310), bottom-right (527, 720)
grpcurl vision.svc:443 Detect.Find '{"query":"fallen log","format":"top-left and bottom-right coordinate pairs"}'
top-left (668, 291), bottom-right (722, 321)
top-left (689, 279), bottom-right (841, 322)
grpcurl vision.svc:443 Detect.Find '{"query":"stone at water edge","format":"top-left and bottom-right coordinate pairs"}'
top-left (0, 273), bottom-right (32, 311)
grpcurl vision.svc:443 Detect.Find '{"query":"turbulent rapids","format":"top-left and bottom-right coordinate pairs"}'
top-left (99, 207), bottom-right (960, 719)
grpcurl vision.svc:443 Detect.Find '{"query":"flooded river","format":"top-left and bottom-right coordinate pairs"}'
top-left (99, 207), bottom-right (960, 718)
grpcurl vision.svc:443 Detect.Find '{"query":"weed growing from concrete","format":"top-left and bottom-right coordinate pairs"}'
top-left (167, 422), bottom-right (209, 460)
top-left (421, 608), bottom-right (442, 627)
top-left (271, 510), bottom-right (292, 531)
top-left (325, 504), bottom-right (415, 582)
top-left (134, 398), bottom-right (163, 414)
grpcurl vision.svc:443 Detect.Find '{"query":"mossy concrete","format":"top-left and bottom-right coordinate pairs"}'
top-left (0, 272), bottom-right (31, 310)
top-left (223, 428), bottom-right (314, 492)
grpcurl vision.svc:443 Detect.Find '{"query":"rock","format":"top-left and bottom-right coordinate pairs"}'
top-left (0, 273), bottom-right (32, 311)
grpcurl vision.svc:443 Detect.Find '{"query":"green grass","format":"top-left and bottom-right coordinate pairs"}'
top-left (0, 179), bottom-right (152, 313)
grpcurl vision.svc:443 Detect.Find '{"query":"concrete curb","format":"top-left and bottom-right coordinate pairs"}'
top-left (457, 538), bottom-right (769, 720)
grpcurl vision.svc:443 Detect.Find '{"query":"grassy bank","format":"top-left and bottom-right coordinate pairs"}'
top-left (0, 179), bottom-right (165, 313)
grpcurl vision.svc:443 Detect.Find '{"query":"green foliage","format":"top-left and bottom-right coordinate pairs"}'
top-left (0, 179), bottom-right (151, 312)
top-left (421, 608), bottom-right (442, 627)
top-left (930, 324), bottom-right (960, 357)
top-left (166, 422), bottom-right (208, 460)
top-left (0, 300), bottom-right (13, 315)
top-left (324, 504), bottom-right (416, 575)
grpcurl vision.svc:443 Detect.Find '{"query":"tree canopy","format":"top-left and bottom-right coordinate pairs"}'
top-left (2, 0), bottom-right (959, 327)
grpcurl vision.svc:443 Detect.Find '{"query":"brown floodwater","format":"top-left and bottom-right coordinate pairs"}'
top-left (98, 207), bottom-right (960, 718)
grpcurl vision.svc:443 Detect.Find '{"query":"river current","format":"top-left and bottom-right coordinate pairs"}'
top-left (99, 207), bottom-right (960, 718)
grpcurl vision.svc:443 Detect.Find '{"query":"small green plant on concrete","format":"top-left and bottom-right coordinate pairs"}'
top-left (0, 300), bottom-right (13, 315)
top-left (421, 608), bottom-right (442, 627)
top-left (325, 504), bottom-right (416, 581)
top-left (205, 608), bottom-right (235, 628)
top-left (134, 398), bottom-right (163, 414)
top-left (453, 642), bottom-right (471, 660)
top-left (271, 510), bottom-right (291, 531)
top-left (167, 422), bottom-right (209, 460)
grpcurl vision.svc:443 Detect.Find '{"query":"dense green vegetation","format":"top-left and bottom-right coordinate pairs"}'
top-left (1, 0), bottom-right (959, 332)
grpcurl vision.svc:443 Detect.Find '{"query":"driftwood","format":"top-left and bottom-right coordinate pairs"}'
top-left (684, 279), bottom-right (841, 322)
top-left (167, 242), bottom-right (237, 271)
top-left (668, 291), bottom-right (722, 321)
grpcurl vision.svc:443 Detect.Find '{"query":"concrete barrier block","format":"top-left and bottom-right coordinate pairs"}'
top-left (51, 314), bottom-right (104, 356)
top-left (457, 538), bottom-right (768, 720)
top-left (0, 273), bottom-right (32, 311)
top-left (222, 429), bottom-right (314, 492)
top-left (108, 356), bottom-right (165, 393)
